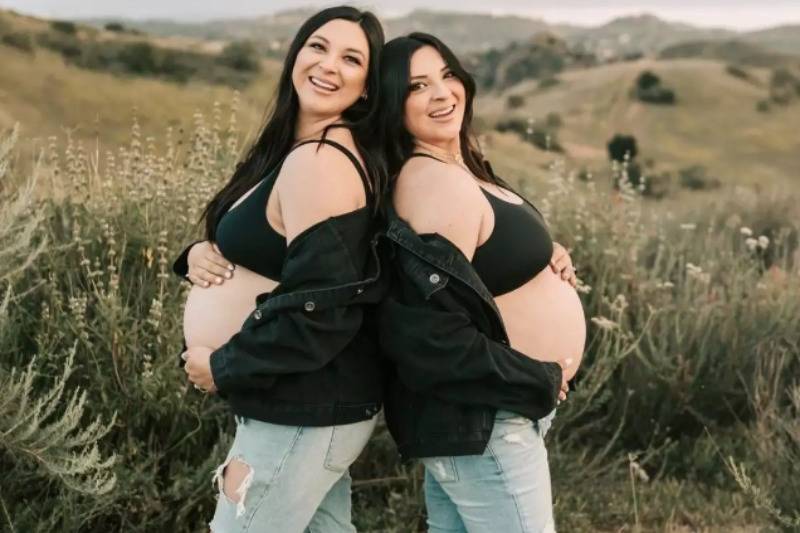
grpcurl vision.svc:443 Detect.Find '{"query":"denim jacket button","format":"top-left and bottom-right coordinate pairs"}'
top-left (304, 301), bottom-right (316, 312)
top-left (253, 310), bottom-right (262, 320)
top-left (429, 273), bottom-right (440, 284)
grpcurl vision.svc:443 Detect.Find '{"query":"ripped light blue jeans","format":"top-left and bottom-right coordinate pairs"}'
top-left (421, 409), bottom-right (557, 533)
top-left (208, 414), bottom-right (377, 533)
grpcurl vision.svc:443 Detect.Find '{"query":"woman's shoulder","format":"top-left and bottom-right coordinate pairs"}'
top-left (395, 157), bottom-right (483, 206)
top-left (283, 128), bottom-right (363, 179)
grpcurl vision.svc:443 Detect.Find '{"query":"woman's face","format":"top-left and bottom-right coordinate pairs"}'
top-left (404, 45), bottom-right (466, 148)
top-left (291, 19), bottom-right (370, 118)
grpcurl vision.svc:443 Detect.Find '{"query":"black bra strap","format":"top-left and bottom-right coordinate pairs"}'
top-left (290, 139), bottom-right (372, 204)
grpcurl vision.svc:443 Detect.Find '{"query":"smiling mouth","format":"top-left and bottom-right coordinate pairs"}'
top-left (309, 76), bottom-right (340, 91)
top-left (429, 104), bottom-right (456, 118)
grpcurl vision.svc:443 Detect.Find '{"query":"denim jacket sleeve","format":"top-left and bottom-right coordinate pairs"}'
top-left (378, 239), bottom-right (563, 421)
top-left (208, 215), bottom-right (376, 394)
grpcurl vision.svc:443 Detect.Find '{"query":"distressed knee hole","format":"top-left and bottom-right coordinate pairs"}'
top-left (502, 432), bottom-right (525, 444)
top-left (212, 456), bottom-right (253, 518)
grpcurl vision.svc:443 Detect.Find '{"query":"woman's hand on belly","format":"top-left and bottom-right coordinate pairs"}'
top-left (187, 241), bottom-right (235, 288)
top-left (182, 346), bottom-right (218, 393)
top-left (549, 242), bottom-right (577, 288)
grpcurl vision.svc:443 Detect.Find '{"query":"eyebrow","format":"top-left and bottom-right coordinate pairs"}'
top-left (410, 66), bottom-right (450, 81)
top-left (308, 34), bottom-right (366, 59)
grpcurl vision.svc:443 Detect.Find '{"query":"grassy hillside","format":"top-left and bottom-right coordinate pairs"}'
top-left (659, 39), bottom-right (800, 69)
top-left (0, 41), bottom-right (281, 163)
top-left (743, 24), bottom-right (800, 55)
top-left (478, 58), bottom-right (800, 190)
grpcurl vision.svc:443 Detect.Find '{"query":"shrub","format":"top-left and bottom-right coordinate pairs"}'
top-left (634, 70), bottom-right (677, 105)
top-left (1, 31), bottom-right (34, 53)
top-left (50, 20), bottom-right (77, 34)
top-left (117, 41), bottom-right (158, 74)
top-left (37, 30), bottom-right (83, 59)
top-left (218, 40), bottom-right (261, 72)
top-left (495, 117), bottom-right (563, 152)
top-left (678, 165), bottom-right (721, 190)
top-left (607, 133), bottom-right (638, 162)
top-left (637, 85), bottom-right (676, 104)
top-left (726, 64), bottom-right (750, 81)
top-left (636, 70), bottom-right (661, 91)
top-left (768, 67), bottom-right (800, 105)
top-left (506, 94), bottom-right (526, 109)
top-left (104, 22), bottom-right (125, 32)
top-left (545, 112), bottom-right (562, 129)
top-left (756, 99), bottom-right (771, 113)
top-left (538, 76), bottom-right (560, 89)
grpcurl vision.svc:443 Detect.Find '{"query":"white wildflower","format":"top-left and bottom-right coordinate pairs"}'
top-left (757, 235), bottom-right (769, 249)
top-left (686, 263), bottom-right (710, 283)
top-left (740, 227), bottom-right (753, 237)
top-left (680, 223), bottom-right (696, 231)
top-left (686, 262), bottom-right (702, 275)
top-left (575, 280), bottom-right (592, 294)
top-left (745, 238), bottom-right (758, 251)
top-left (591, 316), bottom-right (618, 331)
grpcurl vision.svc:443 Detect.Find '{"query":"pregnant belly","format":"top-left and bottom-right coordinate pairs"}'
top-left (495, 267), bottom-right (586, 380)
top-left (183, 266), bottom-right (278, 351)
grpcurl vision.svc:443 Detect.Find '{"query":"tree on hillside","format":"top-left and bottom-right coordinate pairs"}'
top-left (218, 40), bottom-right (261, 72)
top-left (117, 42), bottom-right (157, 74)
top-left (607, 134), bottom-right (638, 162)
top-left (633, 70), bottom-right (676, 105)
top-left (50, 20), bottom-right (76, 35)
top-left (637, 70), bottom-right (661, 91)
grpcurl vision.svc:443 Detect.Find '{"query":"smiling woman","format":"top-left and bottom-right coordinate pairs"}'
top-left (376, 32), bottom-right (585, 533)
top-left (172, 6), bottom-right (389, 533)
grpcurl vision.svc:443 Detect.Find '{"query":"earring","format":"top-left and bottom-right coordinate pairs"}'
top-left (360, 91), bottom-right (368, 100)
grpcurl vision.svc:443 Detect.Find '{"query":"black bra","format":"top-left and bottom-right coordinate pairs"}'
top-left (215, 139), bottom-right (370, 280)
top-left (408, 153), bottom-right (552, 296)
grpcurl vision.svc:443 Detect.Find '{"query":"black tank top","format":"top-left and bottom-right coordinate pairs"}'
top-left (215, 139), bottom-right (370, 281)
top-left (408, 153), bottom-right (552, 296)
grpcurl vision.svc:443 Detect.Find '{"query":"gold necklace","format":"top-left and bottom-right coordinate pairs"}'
top-left (414, 144), bottom-right (466, 168)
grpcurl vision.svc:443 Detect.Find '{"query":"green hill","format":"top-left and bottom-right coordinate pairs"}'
top-left (477, 58), bottom-right (800, 189)
top-left (659, 39), bottom-right (800, 69)
top-left (0, 8), bottom-right (283, 161)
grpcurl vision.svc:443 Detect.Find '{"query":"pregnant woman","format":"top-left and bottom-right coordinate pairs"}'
top-left (376, 33), bottom-right (586, 532)
top-left (175, 7), bottom-right (388, 532)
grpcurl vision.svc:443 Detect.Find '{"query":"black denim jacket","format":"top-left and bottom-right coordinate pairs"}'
top-left (173, 207), bottom-right (388, 426)
top-left (377, 205), bottom-right (563, 459)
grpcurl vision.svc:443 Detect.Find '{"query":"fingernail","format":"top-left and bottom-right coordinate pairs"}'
top-left (225, 272), bottom-right (232, 279)
top-left (203, 281), bottom-right (210, 287)
top-left (215, 277), bottom-right (222, 284)
top-left (228, 264), bottom-right (234, 271)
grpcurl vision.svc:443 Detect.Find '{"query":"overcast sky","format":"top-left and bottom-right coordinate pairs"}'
top-left (2, 0), bottom-right (799, 31)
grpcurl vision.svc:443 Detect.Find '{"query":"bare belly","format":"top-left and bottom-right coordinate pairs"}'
top-left (495, 267), bottom-right (586, 380)
top-left (183, 266), bottom-right (279, 350)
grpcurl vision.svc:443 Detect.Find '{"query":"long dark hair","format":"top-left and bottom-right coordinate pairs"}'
top-left (203, 6), bottom-right (387, 239)
top-left (377, 32), bottom-right (497, 185)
